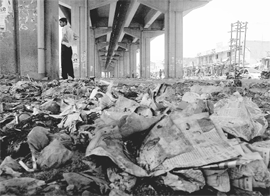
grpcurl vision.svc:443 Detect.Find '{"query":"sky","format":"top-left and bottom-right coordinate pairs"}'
top-left (151, 0), bottom-right (270, 61)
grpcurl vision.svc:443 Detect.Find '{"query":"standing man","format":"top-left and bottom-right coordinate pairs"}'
top-left (59, 18), bottom-right (76, 79)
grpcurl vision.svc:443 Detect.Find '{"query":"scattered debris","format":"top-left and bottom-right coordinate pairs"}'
top-left (0, 76), bottom-right (270, 196)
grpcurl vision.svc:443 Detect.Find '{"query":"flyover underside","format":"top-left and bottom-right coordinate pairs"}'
top-left (58, 0), bottom-right (211, 79)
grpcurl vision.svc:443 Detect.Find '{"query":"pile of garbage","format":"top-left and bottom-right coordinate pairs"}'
top-left (260, 71), bottom-right (270, 80)
top-left (0, 75), bottom-right (270, 196)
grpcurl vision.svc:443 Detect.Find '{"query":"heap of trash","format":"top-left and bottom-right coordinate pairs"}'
top-left (0, 74), bottom-right (270, 196)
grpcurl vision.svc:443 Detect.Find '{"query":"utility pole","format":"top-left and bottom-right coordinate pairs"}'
top-left (229, 21), bottom-right (248, 77)
top-left (234, 21), bottom-right (239, 67)
top-left (243, 22), bottom-right (248, 67)
top-left (229, 23), bottom-right (233, 68)
top-left (238, 22), bottom-right (242, 66)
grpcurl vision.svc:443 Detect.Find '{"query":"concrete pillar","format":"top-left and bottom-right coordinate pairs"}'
top-left (71, 4), bottom-right (80, 78)
top-left (119, 53), bottom-right (124, 77)
top-left (123, 53), bottom-right (127, 77)
top-left (88, 28), bottom-right (95, 77)
top-left (79, 6), bottom-right (86, 78)
top-left (165, 8), bottom-right (183, 78)
top-left (129, 44), bottom-right (137, 78)
top-left (140, 31), bottom-right (163, 78)
top-left (114, 60), bottom-right (120, 78)
top-left (116, 61), bottom-right (119, 78)
top-left (37, 0), bottom-right (45, 79)
top-left (124, 51), bottom-right (130, 77)
top-left (114, 61), bottom-right (119, 78)
top-left (85, 0), bottom-right (90, 77)
top-left (95, 50), bottom-right (101, 78)
top-left (137, 0), bottom-right (210, 78)
top-left (114, 61), bottom-right (118, 77)
top-left (45, 0), bottom-right (59, 79)
top-left (140, 32), bottom-right (151, 78)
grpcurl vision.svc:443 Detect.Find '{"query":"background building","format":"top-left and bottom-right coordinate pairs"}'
top-left (196, 41), bottom-right (270, 74)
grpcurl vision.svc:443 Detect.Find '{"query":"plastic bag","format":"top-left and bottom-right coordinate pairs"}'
top-left (27, 126), bottom-right (51, 155)
top-left (37, 139), bottom-right (73, 169)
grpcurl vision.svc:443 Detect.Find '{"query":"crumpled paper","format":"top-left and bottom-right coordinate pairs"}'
top-left (162, 169), bottom-right (205, 193)
top-left (85, 125), bottom-right (149, 177)
top-left (203, 169), bottom-right (230, 192)
top-left (138, 107), bottom-right (239, 174)
top-left (210, 92), bottom-right (268, 141)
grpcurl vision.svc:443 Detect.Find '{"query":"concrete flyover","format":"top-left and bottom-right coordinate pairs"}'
top-left (57, 0), bottom-right (212, 79)
top-left (0, 0), bottom-right (211, 79)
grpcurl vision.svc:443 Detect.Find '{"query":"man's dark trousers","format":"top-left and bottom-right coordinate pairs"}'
top-left (61, 44), bottom-right (74, 79)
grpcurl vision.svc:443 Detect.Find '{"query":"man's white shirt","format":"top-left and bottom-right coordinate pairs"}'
top-left (61, 25), bottom-right (74, 48)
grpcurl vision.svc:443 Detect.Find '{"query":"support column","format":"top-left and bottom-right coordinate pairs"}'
top-left (37, 0), bottom-right (45, 79)
top-left (119, 52), bottom-right (124, 77)
top-left (138, 0), bottom-right (211, 78)
top-left (129, 44), bottom-right (137, 78)
top-left (165, 7), bottom-right (183, 78)
top-left (117, 62), bottom-right (119, 78)
top-left (89, 28), bottom-right (95, 77)
top-left (124, 51), bottom-right (130, 77)
top-left (45, 0), bottom-right (59, 79)
top-left (95, 50), bottom-right (101, 78)
top-left (79, 6), bottom-right (86, 78)
top-left (117, 59), bottom-right (120, 78)
top-left (140, 31), bottom-right (163, 78)
top-left (71, 4), bottom-right (80, 78)
top-left (140, 32), bottom-right (151, 78)
top-left (115, 61), bottom-right (119, 78)
top-left (85, 0), bottom-right (89, 77)
top-left (114, 64), bottom-right (117, 78)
